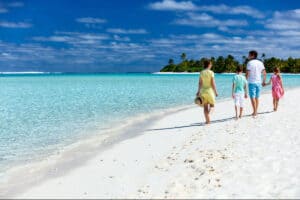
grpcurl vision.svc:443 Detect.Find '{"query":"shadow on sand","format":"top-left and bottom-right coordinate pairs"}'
top-left (146, 111), bottom-right (274, 132)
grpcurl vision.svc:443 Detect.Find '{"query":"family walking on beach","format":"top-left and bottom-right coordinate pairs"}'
top-left (196, 50), bottom-right (285, 124)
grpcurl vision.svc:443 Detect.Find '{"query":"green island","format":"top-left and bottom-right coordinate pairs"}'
top-left (160, 53), bottom-right (300, 73)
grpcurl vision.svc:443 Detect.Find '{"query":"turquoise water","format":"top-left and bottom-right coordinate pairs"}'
top-left (0, 73), bottom-right (299, 174)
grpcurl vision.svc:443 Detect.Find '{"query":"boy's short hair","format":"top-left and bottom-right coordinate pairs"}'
top-left (249, 50), bottom-right (258, 59)
top-left (237, 65), bottom-right (243, 72)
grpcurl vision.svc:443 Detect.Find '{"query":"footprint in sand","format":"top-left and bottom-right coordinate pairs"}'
top-left (184, 159), bottom-right (194, 163)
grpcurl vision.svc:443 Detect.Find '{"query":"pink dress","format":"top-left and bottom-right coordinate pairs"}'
top-left (271, 74), bottom-right (284, 99)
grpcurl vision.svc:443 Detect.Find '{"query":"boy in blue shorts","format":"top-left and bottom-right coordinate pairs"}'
top-left (232, 66), bottom-right (248, 119)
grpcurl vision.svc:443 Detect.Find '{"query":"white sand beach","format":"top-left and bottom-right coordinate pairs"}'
top-left (4, 88), bottom-right (300, 199)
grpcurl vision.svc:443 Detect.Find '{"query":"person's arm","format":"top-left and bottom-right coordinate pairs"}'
top-left (232, 83), bottom-right (235, 99)
top-left (279, 75), bottom-right (284, 94)
top-left (246, 70), bottom-right (250, 80)
top-left (211, 77), bottom-right (218, 97)
top-left (265, 77), bottom-right (271, 86)
top-left (246, 63), bottom-right (250, 81)
top-left (244, 82), bottom-right (248, 98)
top-left (262, 69), bottom-right (267, 86)
top-left (196, 76), bottom-right (202, 96)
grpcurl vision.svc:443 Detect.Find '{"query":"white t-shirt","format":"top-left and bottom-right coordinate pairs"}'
top-left (246, 59), bottom-right (265, 84)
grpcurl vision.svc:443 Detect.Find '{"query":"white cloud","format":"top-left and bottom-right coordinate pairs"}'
top-left (76, 17), bottom-right (107, 24)
top-left (198, 4), bottom-right (264, 18)
top-left (0, 8), bottom-right (8, 13)
top-left (32, 36), bottom-right (73, 42)
top-left (77, 34), bottom-right (109, 40)
top-left (0, 21), bottom-right (32, 28)
top-left (148, 31), bottom-right (300, 62)
top-left (277, 30), bottom-right (300, 37)
top-left (174, 12), bottom-right (248, 28)
top-left (2, 27), bottom-right (300, 72)
top-left (148, 0), bottom-right (197, 11)
top-left (113, 35), bottom-right (131, 42)
top-left (0, 1), bottom-right (24, 14)
top-left (32, 32), bottom-right (110, 46)
top-left (149, 1), bottom-right (264, 18)
top-left (265, 9), bottom-right (300, 30)
top-left (106, 28), bottom-right (148, 34)
top-left (8, 2), bottom-right (24, 7)
top-left (2, 7), bottom-right (300, 72)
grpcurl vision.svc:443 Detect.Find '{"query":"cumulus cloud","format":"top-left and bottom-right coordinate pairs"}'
top-left (7, 2), bottom-right (24, 7)
top-left (106, 28), bottom-right (148, 34)
top-left (113, 35), bottom-right (131, 42)
top-left (32, 32), bottom-right (110, 45)
top-left (149, 32), bottom-right (300, 61)
top-left (0, 1), bottom-right (24, 14)
top-left (76, 17), bottom-right (107, 24)
top-left (0, 21), bottom-right (32, 28)
top-left (0, 8), bottom-right (8, 13)
top-left (2, 26), bottom-right (300, 72)
top-left (148, 0), bottom-right (197, 11)
top-left (1, 1), bottom-right (299, 72)
top-left (149, 1), bottom-right (264, 18)
top-left (197, 4), bottom-right (264, 18)
top-left (32, 36), bottom-right (73, 42)
top-left (174, 12), bottom-right (248, 28)
top-left (265, 9), bottom-right (300, 30)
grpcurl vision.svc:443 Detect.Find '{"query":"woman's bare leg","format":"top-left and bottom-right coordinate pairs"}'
top-left (204, 104), bottom-right (210, 124)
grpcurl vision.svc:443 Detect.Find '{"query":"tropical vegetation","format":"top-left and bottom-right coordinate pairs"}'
top-left (160, 53), bottom-right (300, 73)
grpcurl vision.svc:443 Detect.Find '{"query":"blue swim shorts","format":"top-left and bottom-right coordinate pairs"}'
top-left (249, 83), bottom-right (262, 98)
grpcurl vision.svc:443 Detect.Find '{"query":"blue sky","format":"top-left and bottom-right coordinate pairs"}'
top-left (0, 0), bottom-right (300, 72)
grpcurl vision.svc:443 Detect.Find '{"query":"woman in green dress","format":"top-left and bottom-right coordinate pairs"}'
top-left (196, 59), bottom-right (218, 124)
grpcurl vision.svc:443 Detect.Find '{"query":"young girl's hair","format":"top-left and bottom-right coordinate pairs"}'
top-left (274, 67), bottom-right (280, 74)
top-left (203, 59), bottom-right (212, 69)
top-left (236, 65), bottom-right (243, 73)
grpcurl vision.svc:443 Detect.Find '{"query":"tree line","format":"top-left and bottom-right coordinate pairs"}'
top-left (160, 53), bottom-right (300, 73)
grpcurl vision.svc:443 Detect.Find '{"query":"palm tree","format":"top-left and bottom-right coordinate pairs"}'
top-left (261, 53), bottom-right (266, 61)
top-left (180, 53), bottom-right (187, 62)
top-left (168, 58), bottom-right (174, 65)
top-left (242, 55), bottom-right (248, 65)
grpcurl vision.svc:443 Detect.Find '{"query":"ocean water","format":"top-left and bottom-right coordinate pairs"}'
top-left (0, 73), bottom-right (300, 175)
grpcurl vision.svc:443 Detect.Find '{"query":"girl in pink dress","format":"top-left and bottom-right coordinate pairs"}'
top-left (265, 67), bottom-right (284, 111)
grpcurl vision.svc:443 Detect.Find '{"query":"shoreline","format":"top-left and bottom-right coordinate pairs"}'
top-left (0, 103), bottom-right (195, 197)
top-left (1, 72), bottom-right (300, 75)
top-left (0, 93), bottom-right (240, 194)
top-left (2, 88), bottom-right (300, 198)
top-left (153, 72), bottom-right (300, 75)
